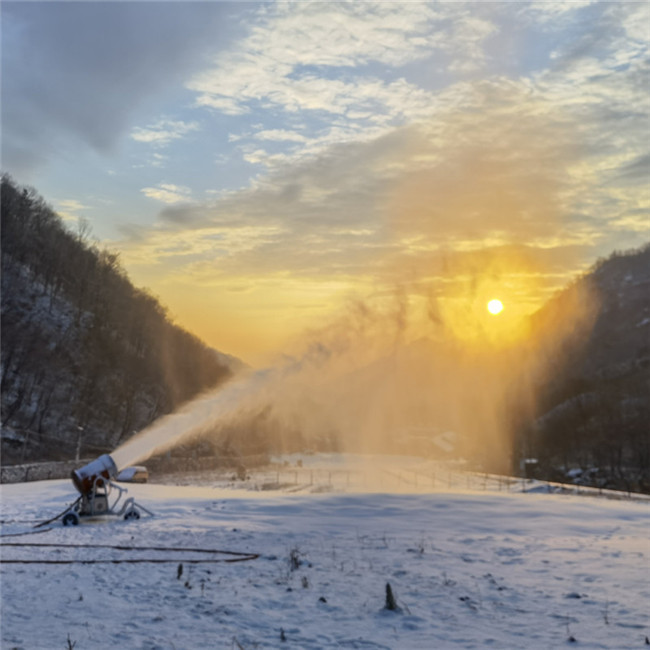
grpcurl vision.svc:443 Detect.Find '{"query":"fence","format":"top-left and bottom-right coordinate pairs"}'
top-left (3, 458), bottom-right (649, 503)
top-left (162, 462), bottom-right (650, 502)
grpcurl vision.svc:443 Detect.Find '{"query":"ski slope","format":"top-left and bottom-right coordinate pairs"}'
top-left (1, 456), bottom-right (649, 649)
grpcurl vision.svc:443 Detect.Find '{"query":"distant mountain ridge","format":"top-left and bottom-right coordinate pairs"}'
top-left (1, 175), bottom-right (240, 464)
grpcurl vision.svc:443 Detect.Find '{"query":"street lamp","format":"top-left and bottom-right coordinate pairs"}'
top-left (75, 426), bottom-right (84, 462)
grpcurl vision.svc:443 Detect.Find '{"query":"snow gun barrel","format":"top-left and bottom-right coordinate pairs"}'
top-left (71, 454), bottom-right (118, 495)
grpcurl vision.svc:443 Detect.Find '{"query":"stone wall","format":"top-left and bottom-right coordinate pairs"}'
top-left (0, 459), bottom-right (93, 484)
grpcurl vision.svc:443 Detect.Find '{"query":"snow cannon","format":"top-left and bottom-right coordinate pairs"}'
top-left (62, 454), bottom-right (152, 526)
top-left (71, 454), bottom-right (118, 495)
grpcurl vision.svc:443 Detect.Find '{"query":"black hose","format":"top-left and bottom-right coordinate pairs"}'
top-left (0, 541), bottom-right (259, 564)
top-left (1, 557), bottom-right (257, 565)
top-left (33, 496), bottom-right (82, 528)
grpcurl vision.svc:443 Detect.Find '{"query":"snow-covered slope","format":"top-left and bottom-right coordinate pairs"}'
top-left (1, 458), bottom-right (648, 649)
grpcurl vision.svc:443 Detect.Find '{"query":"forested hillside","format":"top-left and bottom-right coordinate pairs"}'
top-left (1, 175), bottom-right (238, 464)
top-left (524, 244), bottom-right (650, 492)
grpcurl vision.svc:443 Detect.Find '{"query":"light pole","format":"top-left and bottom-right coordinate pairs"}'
top-left (75, 426), bottom-right (84, 462)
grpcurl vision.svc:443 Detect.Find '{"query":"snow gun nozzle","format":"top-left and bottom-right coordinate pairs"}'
top-left (71, 454), bottom-right (118, 495)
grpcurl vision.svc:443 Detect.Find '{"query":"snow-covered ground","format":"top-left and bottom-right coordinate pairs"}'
top-left (1, 455), bottom-right (649, 650)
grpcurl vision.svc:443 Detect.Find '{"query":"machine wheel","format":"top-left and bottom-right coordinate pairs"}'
top-left (62, 512), bottom-right (79, 526)
top-left (124, 509), bottom-right (140, 521)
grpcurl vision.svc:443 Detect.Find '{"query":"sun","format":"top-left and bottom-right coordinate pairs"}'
top-left (487, 299), bottom-right (504, 315)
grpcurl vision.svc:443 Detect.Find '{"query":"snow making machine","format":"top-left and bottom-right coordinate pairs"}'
top-left (62, 454), bottom-right (153, 526)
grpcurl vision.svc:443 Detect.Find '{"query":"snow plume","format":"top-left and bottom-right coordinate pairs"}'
top-left (263, 276), bottom-right (599, 472)
top-left (108, 296), bottom-right (413, 471)
top-left (104, 191), bottom-right (602, 472)
top-left (111, 270), bottom-right (597, 476)
top-left (110, 371), bottom-right (271, 470)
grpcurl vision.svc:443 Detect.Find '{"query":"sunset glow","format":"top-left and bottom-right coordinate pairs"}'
top-left (2, 2), bottom-right (647, 364)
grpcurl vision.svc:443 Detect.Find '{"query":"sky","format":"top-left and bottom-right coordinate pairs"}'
top-left (2, 1), bottom-right (649, 365)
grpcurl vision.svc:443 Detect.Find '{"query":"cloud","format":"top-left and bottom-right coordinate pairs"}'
top-left (523, 0), bottom-right (596, 23)
top-left (187, 3), bottom-right (496, 123)
top-left (122, 80), bottom-right (583, 286)
top-left (610, 153), bottom-right (650, 186)
top-left (151, 153), bottom-right (169, 169)
top-left (1, 2), bottom-right (237, 176)
top-left (141, 183), bottom-right (193, 205)
top-left (254, 129), bottom-right (308, 143)
top-left (57, 199), bottom-right (88, 213)
top-left (124, 30), bottom-right (648, 305)
top-left (527, 4), bottom-right (649, 248)
top-left (54, 198), bottom-right (91, 223)
top-left (446, 13), bottom-right (497, 73)
top-left (610, 214), bottom-right (650, 233)
top-left (131, 120), bottom-right (200, 147)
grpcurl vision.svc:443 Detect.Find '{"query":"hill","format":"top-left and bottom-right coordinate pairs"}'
top-left (1, 175), bottom-right (239, 464)
top-left (526, 244), bottom-right (650, 491)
